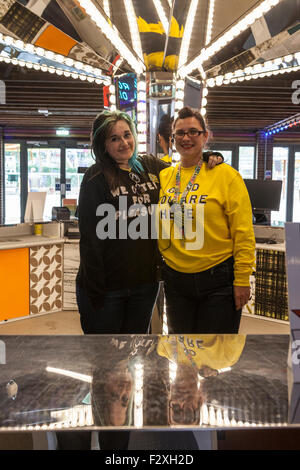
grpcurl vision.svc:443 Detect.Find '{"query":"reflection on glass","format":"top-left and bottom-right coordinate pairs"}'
top-left (65, 148), bottom-right (94, 201)
top-left (293, 152), bottom-right (300, 222)
top-left (158, 335), bottom-right (246, 426)
top-left (238, 146), bottom-right (255, 179)
top-left (272, 147), bottom-right (289, 226)
top-left (5, 144), bottom-right (21, 222)
top-left (27, 148), bottom-right (61, 220)
top-left (92, 360), bottom-right (134, 427)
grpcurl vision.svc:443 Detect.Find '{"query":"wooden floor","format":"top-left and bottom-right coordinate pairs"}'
top-left (0, 309), bottom-right (291, 335)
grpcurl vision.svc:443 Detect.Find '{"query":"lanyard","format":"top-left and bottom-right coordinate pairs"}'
top-left (172, 161), bottom-right (203, 236)
top-left (174, 161), bottom-right (203, 204)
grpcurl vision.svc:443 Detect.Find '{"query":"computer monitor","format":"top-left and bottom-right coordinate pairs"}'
top-left (244, 179), bottom-right (282, 211)
top-left (24, 191), bottom-right (47, 222)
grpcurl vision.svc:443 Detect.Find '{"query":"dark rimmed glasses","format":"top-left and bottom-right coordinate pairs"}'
top-left (173, 129), bottom-right (205, 140)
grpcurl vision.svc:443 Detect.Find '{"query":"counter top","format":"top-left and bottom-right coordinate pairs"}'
top-left (256, 242), bottom-right (285, 251)
top-left (0, 235), bottom-right (65, 250)
top-left (0, 334), bottom-right (298, 432)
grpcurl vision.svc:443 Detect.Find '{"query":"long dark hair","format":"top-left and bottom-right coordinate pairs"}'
top-left (91, 109), bottom-right (143, 190)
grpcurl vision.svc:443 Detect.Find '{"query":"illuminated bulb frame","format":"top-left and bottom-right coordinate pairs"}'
top-left (0, 32), bottom-right (103, 78)
top-left (137, 76), bottom-right (147, 154)
top-left (108, 80), bottom-right (117, 111)
top-left (179, 0), bottom-right (282, 77)
top-left (206, 53), bottom-right (300, 87)
top-left (123, 0), bottom-right (144, 61)
top-left (0, 53), bottom-right (109, 85)
top-left (171, 77), bottom-right (187, 163)
top-left (200, 83), bottom-right (208, 117)
top-left (103, 0), bottom-right (111, 18)
top-left (78, 0), bottom-right (145, 74)
top-left (152, 0), bottom-right (170, 34)
top-left (205, 0), bottom-right (215, 46)
top-left (178, 0), bottom-right (199, 70)
top-left (264, 113), bottom-right (300, 137)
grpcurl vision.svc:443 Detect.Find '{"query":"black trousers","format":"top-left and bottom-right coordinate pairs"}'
top-left (163, 257), bottom-right (242, 334)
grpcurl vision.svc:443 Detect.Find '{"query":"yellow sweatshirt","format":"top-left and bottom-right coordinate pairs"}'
top-left (158, 162), bottom-right (255, 286)
top-left (160, 153), bottom-right (172, 164)
top-left (157, 334), bottom-right (246, 371)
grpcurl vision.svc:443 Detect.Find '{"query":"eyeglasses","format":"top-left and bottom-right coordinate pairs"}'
top-left (169, 401), bottom-right (198, 424)
top-left (173, 129), bottom-right (205, 139)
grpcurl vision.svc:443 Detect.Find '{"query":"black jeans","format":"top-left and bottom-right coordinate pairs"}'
top-left (76, 282), bottom-right (159, 334)
top-left (163, 257), bottom-right (241, 334)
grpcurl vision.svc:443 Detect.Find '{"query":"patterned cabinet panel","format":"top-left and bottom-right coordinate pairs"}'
top-left (254, 248), bottom-right (288, 321)
top-left (63, 242), bottom-right (80, 310)
top-left (29, 244), bottom-right (63, 315)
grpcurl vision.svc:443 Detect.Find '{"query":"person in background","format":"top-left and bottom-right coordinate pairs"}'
top-left (158, 106), bottom-right (255, 334)
top-left (76, 109), bottom-right (222, 335)
top-left (157, 114), bottom-right (173, 164)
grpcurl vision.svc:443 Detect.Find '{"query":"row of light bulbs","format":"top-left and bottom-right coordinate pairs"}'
top-left (0, 33), bottom-right (103, 78)
top-left (78, 0), bottom-right (145, 75)
top-left (178, 0), bottom-right (199, 70)
top-left (179, 0), bottom-right (281, 77)
top-left (0, 52), bottom-right (109, 84)
top-left (152, 0), bottom-right (170, 34)
top-left (265, 114), bottom-right (300, 136)
top-left (136, 77), bottom-right (147, 153)
top-left (206, 52), bottom-right (300, 87)
top-left (124, 0), bottom-right (144, 62)
top-left (174, 77), bottom-right (208, 117)
top-left (205, 0), bottom-right (215, 46)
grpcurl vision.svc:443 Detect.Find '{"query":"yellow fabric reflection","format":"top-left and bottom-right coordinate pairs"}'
top-left (137, 16), bottom-right (184, 38)
top-left (144, 52), bottom-right (178, 70)
top-left (157, 335), bottom-right (246, 372)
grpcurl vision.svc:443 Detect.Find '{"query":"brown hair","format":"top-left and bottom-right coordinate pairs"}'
top-left (90, 109), bottom-right (142, 190)
top-left (173, 106), bottom-right (207, 133)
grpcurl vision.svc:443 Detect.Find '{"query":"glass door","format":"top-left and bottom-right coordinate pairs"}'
top-left (218, 150), bottom-right (232, 166)
top-left (65, 148), bottom-right (94, 201)
top-left (272, 147), bottom-right (289, 226)
top-left (293, 150), bottom-right (300, 222)
top-left (238, 146), bottom-right (255, 179)
top-left (4, 143), bottom-right (21, 223)
top-left (27, 147), bottom-right (61, 220)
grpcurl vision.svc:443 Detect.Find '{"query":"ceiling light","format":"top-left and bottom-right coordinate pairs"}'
top-left (180, 0), bottom-right (284, 76)
top-left (78, 0), bottom-right (145, 74)
top-left (178, 0), bottom-right (199, 69)
top-left (152, 0), bottom-right (170, 34)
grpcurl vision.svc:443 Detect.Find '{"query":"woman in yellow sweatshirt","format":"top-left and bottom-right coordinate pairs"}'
top-left (158, 107), bottom-right (255, 334)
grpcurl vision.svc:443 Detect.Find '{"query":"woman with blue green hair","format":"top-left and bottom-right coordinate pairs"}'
top-left (76, 109), bottom-right (221, 335)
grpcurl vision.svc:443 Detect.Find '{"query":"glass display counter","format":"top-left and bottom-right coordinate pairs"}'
top-left (0, 334), bottom-right (299, 449)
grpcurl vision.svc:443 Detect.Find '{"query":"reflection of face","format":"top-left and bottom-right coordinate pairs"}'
top-left (169, 365), bottom-right (201, 425)
top-left (105, 368), bottom-right (133, 426)
top-left (105, 120), bottom-right (135, 167)
top-left (174, 117), bottom-right (208, 162)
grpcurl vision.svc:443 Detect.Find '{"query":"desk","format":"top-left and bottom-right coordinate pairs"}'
top-left (0, 334), bottom-right (298, 450)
